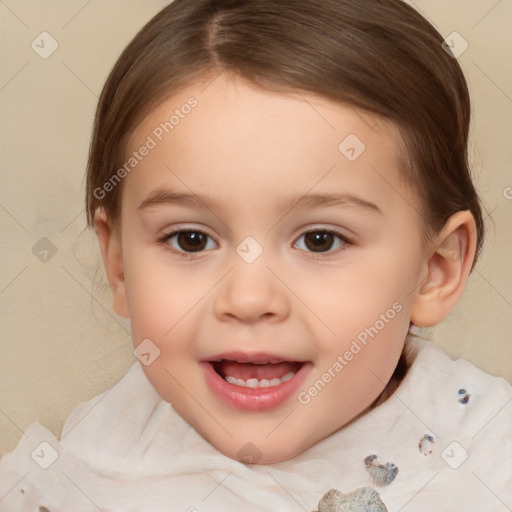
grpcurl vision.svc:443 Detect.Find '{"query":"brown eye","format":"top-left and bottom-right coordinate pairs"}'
top-left (177, 232), bottom-right (207, 252)
top-left (294, 230), bottom-right (348, 254)
top-left (163, 230), bottom-right (216, 253)
top-left (304, 232), bottom-right (334, 252)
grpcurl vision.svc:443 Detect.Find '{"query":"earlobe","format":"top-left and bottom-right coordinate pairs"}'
top-left (410, 211), bottom-right (477, 327)
top-left (94, 208), bottom-right (130, 319)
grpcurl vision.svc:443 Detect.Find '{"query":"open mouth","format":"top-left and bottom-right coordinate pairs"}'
top-left (201, 352), bottom-right (312, 410)
top-left (211, 360), bottom-right (304, 389)
top-left (199, 351), bottom-right (313, 411)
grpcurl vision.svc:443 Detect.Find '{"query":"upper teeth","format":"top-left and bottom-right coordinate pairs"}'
top-left (224, 372), bottom-right (295, 388)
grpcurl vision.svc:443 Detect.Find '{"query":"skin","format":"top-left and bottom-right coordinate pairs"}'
top-left (96, 73), bottom-right (477, 463)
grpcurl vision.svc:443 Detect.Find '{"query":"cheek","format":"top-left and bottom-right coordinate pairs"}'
top-left (307, 306), bottom-right (408, 421)
top-left (303, 254), bottom-right (415, 339)
top-left (302, 249), bottom-right (416, 394)
top-left (122, 251), bottom-right (206, 404)
top-left (121, 247), bottom-right (198, 343)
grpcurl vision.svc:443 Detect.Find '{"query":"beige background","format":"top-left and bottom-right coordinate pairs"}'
top-left (0, 0), bottom-right (511, 455)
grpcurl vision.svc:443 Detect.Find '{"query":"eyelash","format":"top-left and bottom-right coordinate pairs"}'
top-left (156, 230), bottom-right (215, 260)
top-left (157, 229), bottom-right (352, 260)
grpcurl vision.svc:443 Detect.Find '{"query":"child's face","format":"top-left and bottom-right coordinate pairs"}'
top-left (113, 74), bottom-right (428, 463)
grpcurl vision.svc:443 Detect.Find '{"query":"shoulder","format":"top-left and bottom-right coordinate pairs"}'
top-left (403, 333), bottom-right (512, 439)
top-left (390, 333), bottom-right (512, 510)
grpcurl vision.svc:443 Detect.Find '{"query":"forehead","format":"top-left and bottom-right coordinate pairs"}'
top-left (123, 73), bottom-right (409, 216)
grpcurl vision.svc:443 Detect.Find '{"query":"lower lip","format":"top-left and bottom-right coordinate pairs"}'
top-left (200, 361), bottom-right (312, 411)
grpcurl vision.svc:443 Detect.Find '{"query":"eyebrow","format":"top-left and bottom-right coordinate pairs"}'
top-left (277, 192), bottom-right (382, 215)
top-left (138, 188), bottom-right (382, 215)
top-left (138, 189), bottom-right (224, 212)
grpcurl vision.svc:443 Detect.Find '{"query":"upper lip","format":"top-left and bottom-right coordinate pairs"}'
top-left (203, 351), bottom-right (304, 364)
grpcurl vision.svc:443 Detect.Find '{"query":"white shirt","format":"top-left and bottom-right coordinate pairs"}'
top-left (1, 334), bottom-right (511, 511)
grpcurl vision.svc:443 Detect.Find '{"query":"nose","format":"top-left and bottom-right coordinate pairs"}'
top-left (213, 258), bottom-right (291, 324)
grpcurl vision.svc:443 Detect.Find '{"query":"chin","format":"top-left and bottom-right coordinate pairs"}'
top-left (207, 435), bottom-right (309, 465)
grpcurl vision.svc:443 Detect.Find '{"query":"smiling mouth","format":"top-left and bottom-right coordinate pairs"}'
top-left (201, 354), bottom-right (312, 410)
top-left (211, 360), bottom-right (304, 389)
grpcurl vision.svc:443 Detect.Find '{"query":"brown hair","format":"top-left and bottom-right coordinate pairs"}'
top-left (84, 0), bottom-right (486, 406)
top-left (85, 0), bottom-right (485, 264)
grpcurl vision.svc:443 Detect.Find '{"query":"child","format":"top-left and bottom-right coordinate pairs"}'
top-left (1, 0), bottom-right (511, 510)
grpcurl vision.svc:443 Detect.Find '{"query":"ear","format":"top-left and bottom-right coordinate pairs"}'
top-left (410, 210), bottom-right (477, 327)
top-left (94, 207), bottom-right (129, 318)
